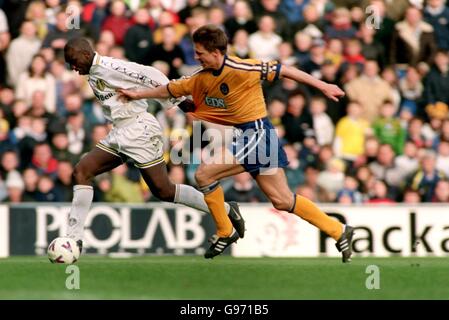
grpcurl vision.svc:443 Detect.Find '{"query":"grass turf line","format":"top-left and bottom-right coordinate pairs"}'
top-left (0, 256), bottom-right (448, 300)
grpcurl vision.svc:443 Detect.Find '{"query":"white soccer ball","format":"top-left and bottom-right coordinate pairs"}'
top-left (47, 237), bottom-right (80, 264)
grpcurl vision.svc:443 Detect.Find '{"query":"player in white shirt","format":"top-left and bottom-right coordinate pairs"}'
top-left (63, 38), bottom-right (244, 254)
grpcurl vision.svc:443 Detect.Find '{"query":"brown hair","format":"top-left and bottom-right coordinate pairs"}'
top-left (192, 24), bottom-right (228, 55)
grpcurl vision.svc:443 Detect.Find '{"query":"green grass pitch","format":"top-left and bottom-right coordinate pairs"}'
top-left (0, 256), bottom-right (448, 300)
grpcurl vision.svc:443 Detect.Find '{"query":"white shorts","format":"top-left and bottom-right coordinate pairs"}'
top-left (97, 113), bottom-right (165, 169)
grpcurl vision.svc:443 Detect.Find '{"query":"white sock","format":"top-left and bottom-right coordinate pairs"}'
top-left (174, 184), bottom-right (230, 214)
top-left (67, 185), bottom-right (94, 241)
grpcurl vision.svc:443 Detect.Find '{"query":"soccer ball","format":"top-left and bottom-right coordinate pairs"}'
top-left (48, 237), bottom-right (80, 264)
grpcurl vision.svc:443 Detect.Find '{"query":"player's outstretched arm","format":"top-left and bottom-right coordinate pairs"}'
top-left (280, 64), bottom-right (345, 102)
top-left (117, 85), bottom-right (170, 102)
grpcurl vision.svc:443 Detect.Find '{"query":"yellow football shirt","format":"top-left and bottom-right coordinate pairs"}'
top-left (167, 56), bottom-right (281, 126)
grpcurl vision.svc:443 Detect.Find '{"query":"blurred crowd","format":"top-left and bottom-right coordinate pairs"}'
top-left (0, 0), bottom-right (449, 204)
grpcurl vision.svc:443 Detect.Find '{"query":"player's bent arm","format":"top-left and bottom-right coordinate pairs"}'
top-left (117, 85), bottom-right (170, 101)
top-left (279, 64), bottom-right (345, 102)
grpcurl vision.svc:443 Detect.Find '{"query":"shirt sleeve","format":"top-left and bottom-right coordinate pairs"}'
top-left (99, 57), bottom-right (185, 109)
top-left (167, 76), bottom-right (196, 98)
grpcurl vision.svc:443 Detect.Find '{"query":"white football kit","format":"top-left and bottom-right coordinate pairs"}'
top-left (88, 53), bottom-right (182, 168)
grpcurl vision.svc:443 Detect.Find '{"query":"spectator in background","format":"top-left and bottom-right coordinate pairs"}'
top-left (45, 0), bottom-right (62, 26)
top-left (224, 0), bottom-right (258, 40)
top-left (35, 174), bottom-right (61, 202)
top-left (66, 111), bottom-right (87, 157)
top-left (325, 38), bottom-right (344, 69)
top-left (341, 38), bottom-right (365, 72)
top-left (248, 15), bottom-right (282, 61)
top-left (123, 8), bottom-right (153, 65)
top-left (395, 140), bottom-right (420, 180)
top-left (50, 58), bottom-right (79, 116)
top-left (147, 26), bottom-right (185, 79)
top-left (336, 175), bottom-right (364, 204)
top-left (298, 129), bottom-right (320, 169)
top-left (293, 31), bottom-right (312, 67)
top-left (301, 38), bottom-right (326, 79)
top-left (294, 4), bottom-right (325, 40)
top-left (4, 170), bottom-right (24, 203)
top-left (105, 164), bottom-right (145, 203)
top-left (101, 0), bottom-right (132, 46)
top-left (345, 60), bottom-right (393, 123)
top-left (436, 139), bottom-right (449, 177)
top-left (6, 20), bottom-right (41, 87)
top-left (92, 172), bottom-right (112, 202)
top-left (424, 50), bottom-right (449, 105)
top-left (432, 179), bottom-right (449, 202)
top-left (359, 22), bottom-right (386, 69)
top-left (381, 66), bottom-right (401, 110)
top-left (390, 6), bottom-right (437, 68)
top-left (317, 157), bottom-right (346, 201)
top-left (30, 142), bottom-right (58, 177)
top-left (15, 54), bottom-right (56, 113)
top-left (369, 143), bottom-right (406, 198)
top-left (407, 117), bottom-right (428, 148)
top-left (366, 179), bottom-right (396, 204)
top-left (0, 150), bottom-right (20, 181)
top-left (372, 100), bottom-right (407, 155)
top-left (424, 0), bottom-right (449, 51)
top-left (317, 144), bottom-right (334, 171)
top-left (152, 10), bottom-right (188, 45)
top-left (409, 150), bottom-right (446, 202)
top-left (333, 101), bottom-right (371, 163)
top-left (228, 29), bottom-right (253, 59)
top-left (355, 165), bottom-right (374, 196)
top-left (42, 9), bottom-right (82, 53)
top-left (354, 136), bottom-right (380, 169)
top-left (399, 66), bottom-right (424, 117)
top-left (252, 0), bottom-right (290, 40)
top-left (278, 42), bottom-right (298, 67)
top-left (25, 0), bottom-right (48, 41)
top-left (207, 5), bottom-right (226, 31)
top-left (54, 160), bottom-right (73, 202)
top-left (178, 0), bottom-right (204, 23)
top-left (80, 0), bottom-right (109, 41)
top-left (50, 130), bottom-right (78, 164)
top-left (267, 98), bottom-right (286, 127)
top-left (403, 188), bottom-right (422, 203)
top-left (283, 144), bottom-right (304, 192)
top-left (21, 167), bottom-right (39, 201)
top-left (295, 184), bottom-right (317, 202)
top-left (168, 164), bottom-right (186, 184)
top-left (324, 7), bottom-right (357, 41)
top-left (310, 95), bottom-right (334, 146)
top-left (224, 172), bottom-right (267, 203)
top-left (17, 117), bottom-right (48, 168)
top-left (365, 0), bottom-right (396, 64)
top-left (282, 89), bottom-right (313, 144)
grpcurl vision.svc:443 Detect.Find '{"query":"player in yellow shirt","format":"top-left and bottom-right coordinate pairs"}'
top-left (118, 25), bottom-right (355, 262)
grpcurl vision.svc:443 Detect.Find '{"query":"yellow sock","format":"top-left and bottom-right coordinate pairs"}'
top-left (203, 185), bottom-right (233, 237)
top-left (292, 195), bottom-right (343, 240)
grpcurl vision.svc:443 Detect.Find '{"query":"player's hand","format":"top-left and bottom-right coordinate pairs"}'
top-left (116, 88), bottom-right (141, 102)
top-left (321, 83), bottom-right (345, 102)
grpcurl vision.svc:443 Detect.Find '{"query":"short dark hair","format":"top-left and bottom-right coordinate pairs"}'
top-left (192, 25), bottom-right (228, 55)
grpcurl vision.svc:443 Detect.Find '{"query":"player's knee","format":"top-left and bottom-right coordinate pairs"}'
top-left (72, 165), bottom-right (93, 185)
top-left (271, 197), bottom-right (291, 212)
top-left (152, 184), bottom-right (175, 202)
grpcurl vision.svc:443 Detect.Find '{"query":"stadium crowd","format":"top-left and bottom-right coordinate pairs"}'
top-left (0, 0), bottom-right (449, 204)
